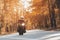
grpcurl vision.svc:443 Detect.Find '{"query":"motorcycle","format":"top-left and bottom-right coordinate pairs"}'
top-left (17, 20), bottom-right (26, 35)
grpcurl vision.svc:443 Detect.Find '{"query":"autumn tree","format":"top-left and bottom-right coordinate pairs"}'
top-left (55, 0), bottom-right (60, 20)
top-left (48, 0), bottom-right (57, 29)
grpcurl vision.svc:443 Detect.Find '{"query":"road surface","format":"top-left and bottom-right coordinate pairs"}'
top-left (0, 30), bottom-right (60, 40)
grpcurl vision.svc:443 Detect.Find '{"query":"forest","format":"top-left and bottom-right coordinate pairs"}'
top-left (0, 0), bottom-right (60, 34)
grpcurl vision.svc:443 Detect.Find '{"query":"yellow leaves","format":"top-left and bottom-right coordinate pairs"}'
top-left (24, 0), bottom-right (50, 28)
top-left (0, 0), bottom-right (49, 25)
top-left (29, 0), bottom-right (49, 16)
top-left (33, 0), bottom-right (42, 3)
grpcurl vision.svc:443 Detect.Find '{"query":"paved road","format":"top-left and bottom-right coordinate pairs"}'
top-left (0, 30), bottom-right (60, 40)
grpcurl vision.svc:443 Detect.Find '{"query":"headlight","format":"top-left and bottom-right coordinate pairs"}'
top-left (22, 23), bottom-right (25, 26)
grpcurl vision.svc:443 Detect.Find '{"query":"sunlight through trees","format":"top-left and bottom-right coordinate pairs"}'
top-left (0, 0), bottom-right (60, 34)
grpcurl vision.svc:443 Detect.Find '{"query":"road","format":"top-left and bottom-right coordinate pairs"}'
top-left (0, 30), bottom-right (60, 40)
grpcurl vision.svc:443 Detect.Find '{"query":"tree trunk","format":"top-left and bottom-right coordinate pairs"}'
top-left (48, 0), bottom-right (56, 29)
top-left (50, 4), bottom-right (56, 29)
